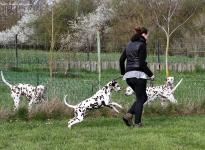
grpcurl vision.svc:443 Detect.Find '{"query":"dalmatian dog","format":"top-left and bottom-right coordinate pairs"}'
top-left (1, 71), bottom-right (46, 111)
top-left (125, 77), bottom-right (183, 106)
top-left (64, 80), bottom-right (122, 129)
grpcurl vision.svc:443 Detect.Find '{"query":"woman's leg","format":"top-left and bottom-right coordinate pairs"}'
top-left (133, 79), bottom-right (147, 124)
top-left (126, 78), bottom-right (147, 124)
top-left (122, 78), bottom-right (136, 126)
top-left (126, 78), bottom-right (137, 115)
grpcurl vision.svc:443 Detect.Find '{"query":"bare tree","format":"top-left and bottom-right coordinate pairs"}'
top-left (146, 0), bottom-right (198, 77)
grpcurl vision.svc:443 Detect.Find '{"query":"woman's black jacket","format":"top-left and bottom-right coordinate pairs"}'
top-left (119, 34), bottom-right (153, 77)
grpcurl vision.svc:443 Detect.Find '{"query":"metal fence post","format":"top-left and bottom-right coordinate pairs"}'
top-left (36, 58), bottom-right (40, 85)
top-left (156, 39), bottom-right (161, 70)
top-left (97, 30), bottom-right (101, 90)
top-left (15, 34), bottom-right (18, 68)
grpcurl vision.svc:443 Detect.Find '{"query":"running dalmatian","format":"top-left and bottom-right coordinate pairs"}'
top-left (1, 71), bottom-right (46, 111)
top-left (64, 80), bottom-right (122, 129)
top-left (125, 77), bottom-right (183, 106)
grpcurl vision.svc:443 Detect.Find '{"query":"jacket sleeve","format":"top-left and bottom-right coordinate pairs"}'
top-left (119, 48), bottom-right (127, 75)
top-left (138, 44), bottom-right (153, 77)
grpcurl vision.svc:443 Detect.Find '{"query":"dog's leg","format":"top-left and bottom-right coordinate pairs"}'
top-left (145, 94), bottom-right (158, 105)
top-left (67, 118), bottom-right (75, 128)
top-left (109, 102), bottom-right (122, 109)
top-left (106, 102), bottom-right (122, 113)
top-left (112, 106), bottom-right (119, 113)
top-left (144, 100), bottom-right (152, 105)
top-left (107, 104), bottom-right (119, 113)
top-left (167, 94), bottom-right (177, 104)
top-left (67, 109), bottom-right (85, 129)
top-left (28, 99), bottom-right (34, 111)
top-left (11, 93), bottom-right (20, 110)
top-left (41, 95), bottom-right (46, 102)
top-left (68, 115), bottom-right (84, 129)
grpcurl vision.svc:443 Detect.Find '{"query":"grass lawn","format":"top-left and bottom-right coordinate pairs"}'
top-left (0, 49), bottom-right (204, 63)
top-left (0, 115), bottom-right (204, 150)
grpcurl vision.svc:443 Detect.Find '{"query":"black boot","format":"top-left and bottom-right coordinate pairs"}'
top-left (122, 113), bottom-right (133, 126)
top-left (134, 123), bottom-right (143, 128)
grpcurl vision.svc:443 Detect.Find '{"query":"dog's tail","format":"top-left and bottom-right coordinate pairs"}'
top-left (1, 71), bottom-right (12, 88)
top-left (64, 95), bottom-right (76, 109)
top-left (171, 78), bottom-right (183, 93)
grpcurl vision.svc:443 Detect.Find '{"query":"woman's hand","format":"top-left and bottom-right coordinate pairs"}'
top-left (150, 75), bottom-right (155, 81)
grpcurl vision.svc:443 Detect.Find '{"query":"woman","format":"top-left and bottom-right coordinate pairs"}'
top-left (119, 26), bottom-right (154, 127)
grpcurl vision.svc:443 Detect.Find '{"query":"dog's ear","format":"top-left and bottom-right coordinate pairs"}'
top-left (111, 81), bottom-right (117, 86)
top-left (108, 81), bottom-right (116, 86)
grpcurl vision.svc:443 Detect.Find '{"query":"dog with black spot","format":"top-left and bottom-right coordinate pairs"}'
top-left (64, 80), bottom-right (122, 129)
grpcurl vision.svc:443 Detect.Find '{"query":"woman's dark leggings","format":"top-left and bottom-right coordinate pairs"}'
top-left (126, 78), bottom-right (147, 124)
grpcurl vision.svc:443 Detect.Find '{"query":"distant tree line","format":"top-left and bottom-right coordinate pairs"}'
top-left (0, 0), bottom-right (204, 53)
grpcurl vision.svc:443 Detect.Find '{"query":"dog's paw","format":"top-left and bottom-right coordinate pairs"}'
top-left (118, 105), bottom-right (123, 109)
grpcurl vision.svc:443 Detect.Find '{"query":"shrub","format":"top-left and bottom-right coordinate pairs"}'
top-left (29, 97), bottom-right (72, 120)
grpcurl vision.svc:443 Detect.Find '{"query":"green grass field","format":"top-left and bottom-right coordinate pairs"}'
top-left (0, 115), bottom-right (205, 150)
top-left (0, 49), bottom-right (204, 64)
top-left (0, 49), bottom-right (205, 149)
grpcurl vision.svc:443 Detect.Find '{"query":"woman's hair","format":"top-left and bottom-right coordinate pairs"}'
top-left (134, 26), bottom-right (148, 35)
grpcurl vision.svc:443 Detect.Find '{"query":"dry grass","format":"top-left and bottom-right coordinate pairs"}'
top-left (144, 101), bottom-right (205, 116)
top-left (0, 107), bottom-right (13, 120)
top-left (0, 98), bottom-right (204, 121)
top-left (29, 97), bottom-right (73, 120)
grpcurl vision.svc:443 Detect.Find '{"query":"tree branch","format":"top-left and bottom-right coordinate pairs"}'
top-left (170, 6), bottom-right (197, 36)
top-left (169, 1), bottom-right (178, 20)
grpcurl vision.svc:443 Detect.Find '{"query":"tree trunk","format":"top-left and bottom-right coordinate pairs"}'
top-left (165, 35), bottom-right (170, 77)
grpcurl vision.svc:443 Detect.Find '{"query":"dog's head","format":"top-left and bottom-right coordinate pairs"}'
top-left (125, 86), bottom-right (134, 96)
top-left (108, 80), bottom-right (121, 92)
top-left (36, 85), bottom-right (46, 97)
top-left (165, 77), bottom-right (174, 86)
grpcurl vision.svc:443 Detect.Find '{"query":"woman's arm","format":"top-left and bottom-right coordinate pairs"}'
top-left (119, 49), bottom-right (127, 75)
top-left (138, 44), bottom-right (153, 77)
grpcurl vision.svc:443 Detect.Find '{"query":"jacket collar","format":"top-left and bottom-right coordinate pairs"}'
top-left (130, 34), bottom-right (146, 44)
